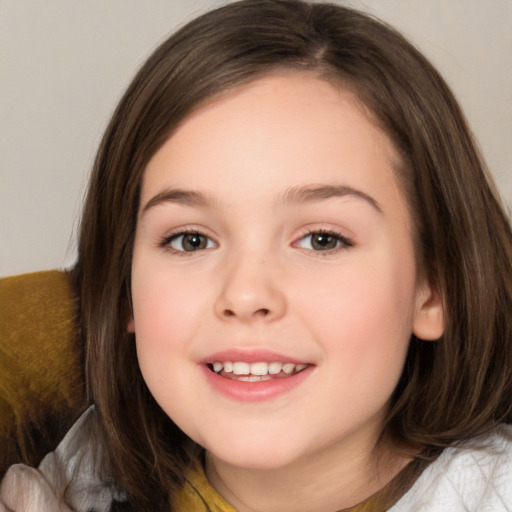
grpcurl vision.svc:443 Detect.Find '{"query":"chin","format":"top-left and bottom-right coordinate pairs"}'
top-left (202, 432), bottom-right (307, 471)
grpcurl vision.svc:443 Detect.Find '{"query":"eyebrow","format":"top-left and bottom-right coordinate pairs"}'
top-left (279, 184), bottom-right (382, 212)
top-left (141, 183), bottom-right (382, 214)
top-left (141, 188), bottom-right (214, 214)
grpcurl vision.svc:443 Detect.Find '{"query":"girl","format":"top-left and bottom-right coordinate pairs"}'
top-left (1, 0), bottom-right (511, 510)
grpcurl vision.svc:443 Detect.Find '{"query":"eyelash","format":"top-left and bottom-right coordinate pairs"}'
top-left (295, 229), bottom-right (354, 256)
top-left (159, 228), bottom-right (216, 256)
top-left (159, 227), bottom-right (354, 256)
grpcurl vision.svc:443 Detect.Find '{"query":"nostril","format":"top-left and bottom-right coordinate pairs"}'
top-left (222, 307), bottom-right (270, 318)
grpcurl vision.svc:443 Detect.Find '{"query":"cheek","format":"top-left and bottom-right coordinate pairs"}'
top-left (131, 263), bottom-right (214, 425)
top-left (131, 260), bottom-right (211, 372)
top-left (298, 251), bottom-right (416, 374)
top-left (298, 262), bottom-right (415, 429)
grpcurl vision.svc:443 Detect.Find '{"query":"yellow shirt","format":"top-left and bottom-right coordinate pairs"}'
top-left (172, 459), bottom-right (428, 512)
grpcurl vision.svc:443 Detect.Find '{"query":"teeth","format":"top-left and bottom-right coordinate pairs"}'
top-left (233, 362), bottom-right (250, 375)
top-left (268, 362), bottom-right (282, 374)
top-left (211, 361), bottom-right (308, 377)
top-left (282, 363), bottom-right (295, 374)
top-left (238, 375), bottom-right (272, 382)
top-left (250, 362), bottom-right (268, 375)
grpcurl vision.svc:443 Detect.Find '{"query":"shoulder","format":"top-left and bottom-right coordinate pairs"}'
top-left (392, 424), bottom-right (512, 512)
top-left (0, 407), bottom-right (126, 512)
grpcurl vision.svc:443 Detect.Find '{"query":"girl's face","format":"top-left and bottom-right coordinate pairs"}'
top-left (129, 74), bottom-right (443, 473)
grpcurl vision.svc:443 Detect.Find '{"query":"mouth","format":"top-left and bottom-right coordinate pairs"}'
top-left (207, 361), bottom-right (310, 381)
top-left (200, 352), bottom-right (314, 401)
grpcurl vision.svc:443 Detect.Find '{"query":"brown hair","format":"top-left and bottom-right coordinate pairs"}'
top-left (73, 0), bottom-right (512, 508)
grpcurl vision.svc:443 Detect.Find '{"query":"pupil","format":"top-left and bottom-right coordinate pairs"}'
top-left (312, 234), bottom-right (336, 250)
top-left (183, 234), bottom-right (205, 251)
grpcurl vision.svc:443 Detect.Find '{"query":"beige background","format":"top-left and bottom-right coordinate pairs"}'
top-left (1, 0), bottom-right (511, 277)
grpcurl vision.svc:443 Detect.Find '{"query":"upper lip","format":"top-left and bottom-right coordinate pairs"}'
top-left (199, 349), bottom-right (310, 365)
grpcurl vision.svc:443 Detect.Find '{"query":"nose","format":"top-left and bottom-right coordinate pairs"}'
top-left (214, 254), bottom-right (287, 323)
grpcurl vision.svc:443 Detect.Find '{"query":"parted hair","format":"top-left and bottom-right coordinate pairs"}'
top-left (73, 0), bottom-right (512, 508)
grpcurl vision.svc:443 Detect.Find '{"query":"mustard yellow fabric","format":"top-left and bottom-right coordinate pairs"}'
top-left (173, 464), bottom-right (392, 512)
top-left (0, 270), bottom-right (86, 475)
top-left (174, 464), bottom-right (238, 512)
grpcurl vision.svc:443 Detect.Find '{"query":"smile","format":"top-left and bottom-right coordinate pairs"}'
top-left (200, 352), bottom-right (314, 401)
top-left (209, 361), bottom-right (309, 381)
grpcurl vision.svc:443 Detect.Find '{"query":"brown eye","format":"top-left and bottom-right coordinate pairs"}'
top-left (168, 232), bottom-right (213, 252)
top-left (310, 233), bottom-right (338, 250)
top-left (296, 231), bottom-right (353, 252)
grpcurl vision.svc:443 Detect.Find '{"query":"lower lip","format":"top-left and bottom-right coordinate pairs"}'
top-left (200, 365), bottom-right (313, 402)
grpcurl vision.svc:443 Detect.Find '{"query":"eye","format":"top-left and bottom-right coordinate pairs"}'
top-left (165, 231), bottom-right (216, 252)
top-left (295, 230), bottom-right (353, 252)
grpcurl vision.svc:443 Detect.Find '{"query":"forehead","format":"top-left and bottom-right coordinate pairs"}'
top-left (138, 73), bottom-right (411, 237)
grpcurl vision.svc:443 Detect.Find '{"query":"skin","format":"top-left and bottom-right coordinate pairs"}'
top-left (129, 74), bottom-right (444, 511)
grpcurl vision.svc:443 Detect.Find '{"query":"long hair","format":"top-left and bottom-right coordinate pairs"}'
top-left (73, 0), bottom-right (512, 507)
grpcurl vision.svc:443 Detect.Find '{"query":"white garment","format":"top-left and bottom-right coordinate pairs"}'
top-left (391, 424), bottom-right (512, 511)
top-left (0, 407), bottom-right (123, 511)
top-left (1, 407), bottom-right (511, 511)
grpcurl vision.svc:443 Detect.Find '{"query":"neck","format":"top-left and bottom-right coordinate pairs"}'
top-left (205, 429), bottom-right (412, 512)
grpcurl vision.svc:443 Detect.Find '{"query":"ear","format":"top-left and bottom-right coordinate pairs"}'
top-left (412, 279), bottom-right (444, 340)
top-left (127, 315), bottom-right (135, 333)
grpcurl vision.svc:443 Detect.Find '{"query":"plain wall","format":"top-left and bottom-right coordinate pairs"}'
top-left (1, 0), bottom-right (511, 277)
